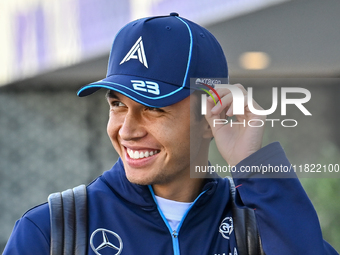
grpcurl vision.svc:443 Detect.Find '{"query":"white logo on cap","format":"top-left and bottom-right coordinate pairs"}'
top-left (131, 80), bottom-right (160, 95)
top-left (120, 36), bottom-right (148, 68)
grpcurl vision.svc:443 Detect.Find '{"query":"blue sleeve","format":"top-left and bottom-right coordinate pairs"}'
top-left (3, 203), bottom-right (50, 255)
top-left (232, 142), bottom-right (339, 255)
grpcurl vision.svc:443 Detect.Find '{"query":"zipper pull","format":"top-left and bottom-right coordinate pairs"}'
top-left (172, 230), bottom-right (178, 238)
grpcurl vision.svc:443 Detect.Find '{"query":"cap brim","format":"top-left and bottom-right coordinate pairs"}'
top-left (77, 74), bottom-right (192, 108)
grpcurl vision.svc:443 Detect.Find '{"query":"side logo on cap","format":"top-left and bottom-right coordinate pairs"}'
top-left (196, 79), bottom-right (222, 106)
top-left (120, 36), bottom-right (148, 68)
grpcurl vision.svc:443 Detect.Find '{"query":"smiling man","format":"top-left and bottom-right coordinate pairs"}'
top-left (4, 13), bottom-right (338, 255)
top-left (105, 91), bottom-right (207, 202)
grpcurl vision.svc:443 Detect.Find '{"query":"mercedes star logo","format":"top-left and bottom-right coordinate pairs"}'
top-left (90, 228), bottom-right (123, 255)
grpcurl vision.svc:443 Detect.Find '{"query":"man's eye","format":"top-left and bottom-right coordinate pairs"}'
top-left (147, 107), bottom-right (164, 112)
top-left (111, 101), bottom-right (125, 107)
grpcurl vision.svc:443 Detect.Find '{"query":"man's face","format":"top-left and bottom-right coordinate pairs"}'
top-left (106, 91), bottom-right (209, 186)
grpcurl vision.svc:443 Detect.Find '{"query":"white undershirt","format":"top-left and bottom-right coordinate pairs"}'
top-left (155, 195), bottom-right (193, 231)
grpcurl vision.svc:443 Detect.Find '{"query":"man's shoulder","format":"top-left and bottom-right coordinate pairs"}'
top-left (19, 177), bottom-right (103, 227)
top-left (18, 162), bottom-right (128, 229)
top-left (3, 202), bottom-right (51, 254)
top-left (22, 202), bottom-right (50, 224)
top-left (10, 201), bottom-right (52, 248)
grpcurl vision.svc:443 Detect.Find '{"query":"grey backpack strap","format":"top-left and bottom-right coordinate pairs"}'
top-left (48, 184), bottom-right (88, 255)
top-left (227, 177), bottom-right (265, 255)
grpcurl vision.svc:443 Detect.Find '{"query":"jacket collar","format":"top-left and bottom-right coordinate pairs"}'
top-left (100, 158), bottom-right (222, 207)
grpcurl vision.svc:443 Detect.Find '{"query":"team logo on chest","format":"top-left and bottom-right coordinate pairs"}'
top-left (120, 36), bottom-right (148, 68)
top-left (219, 217), bottom-right (234, 239)
top-left (90, 228), bottom-right (123, 255)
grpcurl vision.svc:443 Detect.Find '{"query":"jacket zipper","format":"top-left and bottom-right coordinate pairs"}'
top-left (172, 230), bottom-right (180, 255)
top-left (148, 185), bottom-right (207, 255)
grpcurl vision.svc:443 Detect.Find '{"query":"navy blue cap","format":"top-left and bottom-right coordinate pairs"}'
top-left (77, 13), bottom-right (228, 107)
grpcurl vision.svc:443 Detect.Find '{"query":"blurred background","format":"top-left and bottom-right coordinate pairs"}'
top-left (1, 0), bottom-right (339, 252)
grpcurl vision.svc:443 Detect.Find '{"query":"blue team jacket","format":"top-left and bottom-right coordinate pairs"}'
top-left (3, 142), bottom-right (339, 254)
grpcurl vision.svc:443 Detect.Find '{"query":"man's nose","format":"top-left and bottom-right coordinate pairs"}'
top-left (118, 111), bottom-right (147, 141)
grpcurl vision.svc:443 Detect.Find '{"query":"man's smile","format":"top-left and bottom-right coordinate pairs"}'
top-left (126, 148), bottom-right (161, 159)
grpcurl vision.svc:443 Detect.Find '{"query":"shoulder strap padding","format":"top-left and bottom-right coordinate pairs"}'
top-left (228, 177), bottom-right (265, 255)
top-left (48, 184), bottom-right (88, 255)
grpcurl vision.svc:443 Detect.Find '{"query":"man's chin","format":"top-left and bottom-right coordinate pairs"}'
top-left (125, 173), bottom-right (154, 186)
top-left (127, 177), bottom-right (152, 186)
top-left (125, 170), bottom-right (169, 186)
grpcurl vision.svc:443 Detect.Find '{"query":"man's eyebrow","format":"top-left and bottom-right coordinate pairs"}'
top-left (105, 90), bottom-right (119, 100)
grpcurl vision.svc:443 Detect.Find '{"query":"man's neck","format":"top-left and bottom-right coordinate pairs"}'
top-left (152, 176), bottom-right (206, 202)
top-left (152, 137), bottom-right (211, 202)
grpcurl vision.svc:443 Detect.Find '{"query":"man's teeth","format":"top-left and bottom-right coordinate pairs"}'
top-left (127, 149), bottom-right (159, 159)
